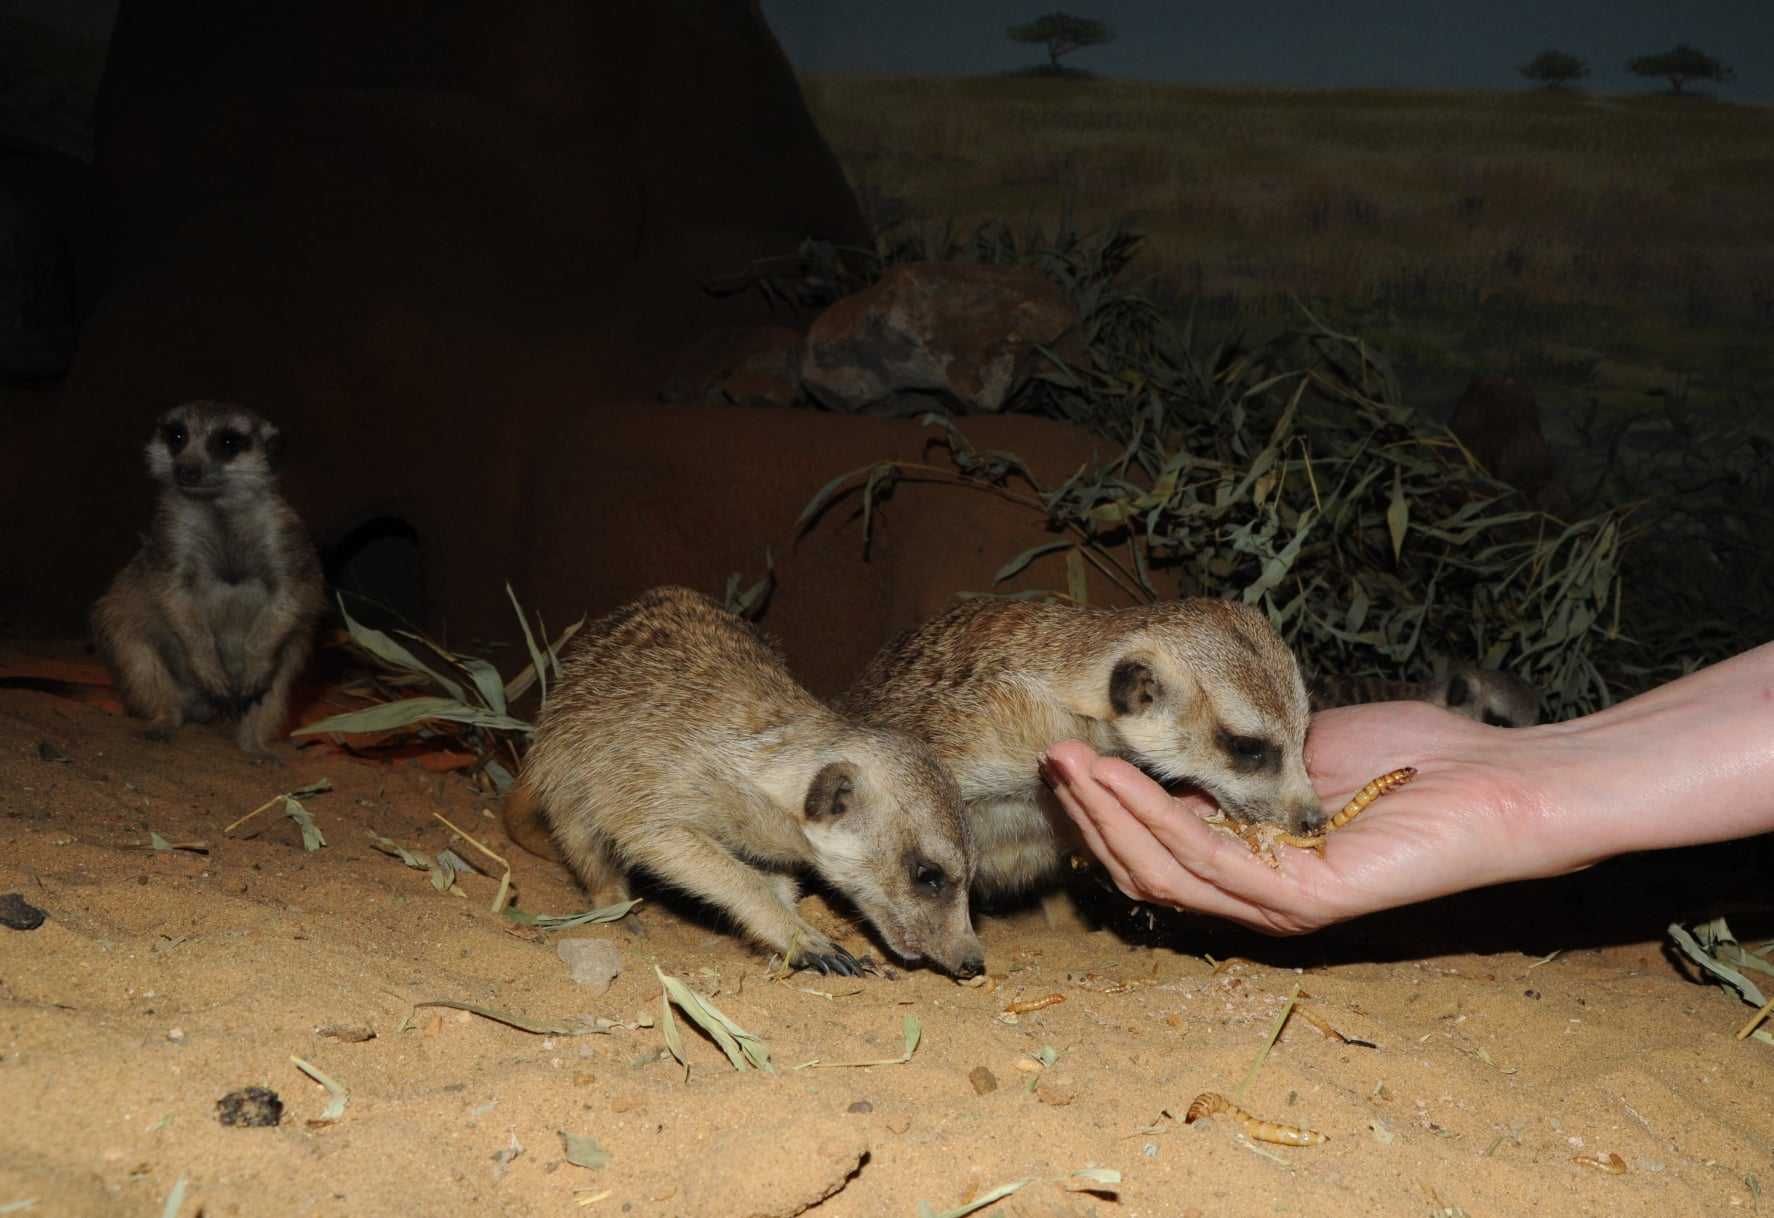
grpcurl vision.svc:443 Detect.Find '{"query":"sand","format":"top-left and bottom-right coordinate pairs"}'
top-left (2, 656), bottom-right (1770, 1218)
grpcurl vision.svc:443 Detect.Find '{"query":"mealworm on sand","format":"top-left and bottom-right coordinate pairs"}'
top-left (1572, 1152), bottom-right (1627, 1174)
top-left (1004, 993), bottom-right (1065, 1015)
top-left (1184, 1091), bottom-right (1327, 1146)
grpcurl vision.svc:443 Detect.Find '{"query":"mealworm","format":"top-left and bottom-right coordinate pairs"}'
top-left (1004, 993), bottom-right (1065, 1015)
top-left (1572, 1152), bottom-right (1627, 1174)
top-left (1327, 765), bottom-right (1417, 831)
top-left (1184, 1091), bottom-right (1328, 1146)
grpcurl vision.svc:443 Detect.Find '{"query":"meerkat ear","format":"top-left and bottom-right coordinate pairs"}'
top-left (1444, 673), bottom-right (1471, 708)
top-left (1109, 658), bottom-right (1159, 716)
top-left (804, 761), bottom-right (857, 820)
top-left (262, 424), bottom-right (286, 466)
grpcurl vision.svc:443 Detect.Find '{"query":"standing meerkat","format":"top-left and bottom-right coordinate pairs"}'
top-left (514, 587), bottom-right (984, 978)
top-left (1314, 662), bottom-right (1540, 727)
top-left (839, 596), bottom-right (1320, 900)
top-left (92, 401), bottom-right (325, 756)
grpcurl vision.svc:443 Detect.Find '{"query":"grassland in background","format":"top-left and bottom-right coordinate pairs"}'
top-left (800, 74), bottom-right (1774, 684)
top-left (800, 75), bottom-right (1774, 418)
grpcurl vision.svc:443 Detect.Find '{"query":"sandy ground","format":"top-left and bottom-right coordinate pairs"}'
top-left (2, 648), bottom-right (1772, 1218)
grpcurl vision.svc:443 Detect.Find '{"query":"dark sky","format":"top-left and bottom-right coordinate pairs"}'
top-left (9, 0), bottom-right (1769, 102)
top-left (763, 1), bottom-right (1773, 101)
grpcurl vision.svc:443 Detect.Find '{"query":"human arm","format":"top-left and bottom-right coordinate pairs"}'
top-left (1042, 642), bottom-right (1774, 934)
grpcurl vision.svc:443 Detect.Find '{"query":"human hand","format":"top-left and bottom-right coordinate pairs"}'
top-left (1043, 701), bottom-right (1567, 934)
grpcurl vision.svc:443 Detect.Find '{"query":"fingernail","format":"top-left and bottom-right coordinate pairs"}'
top-left (1037, 751), bottom-right (1059, 787)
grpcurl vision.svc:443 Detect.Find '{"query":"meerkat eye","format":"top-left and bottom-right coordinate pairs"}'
top-left (161, 423), bottom-right (188, 453)
top-left (1218, 729), bottom-right (1277, 772)
top-left (910, 860), bottom-right (947, 893)
top-left (213, 430), bottom-right (249, 460)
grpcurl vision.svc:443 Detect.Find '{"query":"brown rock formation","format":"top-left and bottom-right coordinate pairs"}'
top-left (801, 262), bottom-right (1080, 414)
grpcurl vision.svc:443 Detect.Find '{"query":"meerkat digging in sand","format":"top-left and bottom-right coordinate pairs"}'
top-left (511, 587), bottom-right (984, 978)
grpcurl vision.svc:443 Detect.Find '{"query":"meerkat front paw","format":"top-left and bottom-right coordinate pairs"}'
top-left (787, 931), bottom-right (873, 977)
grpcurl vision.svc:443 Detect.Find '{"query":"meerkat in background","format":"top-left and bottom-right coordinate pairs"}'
top-left (1313, 661), bottom-right (1540, 727)
top-left (514, 586), bottom-right (984, 979)
top-left (839, 596), bottom-right (1321, 901)
top-left (92, 401), bottom-right (325, 756)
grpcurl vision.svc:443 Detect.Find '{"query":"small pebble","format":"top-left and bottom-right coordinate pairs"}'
top-left (216, 1087), bottom-right (283, 1127)
top-left (557, 938), bottom-right (623, 995)
top-left (167, 1028), bottom-right (186, 1044)
top-left (846, 1100), bottom-right (874, 1115)
top-left (36, 740), bottom-right (72, 763)
top-left (0, 893), bottom-right (46, 932)
top-left (968, 1066), bottom-right (998, 1095)
top-left (316, 1024), bottom-right (376, 1043)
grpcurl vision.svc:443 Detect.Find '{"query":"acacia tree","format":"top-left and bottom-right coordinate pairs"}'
top-left (1007, 11), bottom-right (1115, 71)
top-left (1628, 44), bottom-right (1734, 95)
top-left (1518, 49), bottom-right (1589, 89)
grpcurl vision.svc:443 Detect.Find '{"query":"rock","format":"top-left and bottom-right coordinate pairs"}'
top-left (556, 938), bottom-right (622, 994)
top-left (215, 1086), bottom-right (283, 1127)
top-left (845, 1099), bottom-right (874, 1114)
top-left (801, 262), bottom-right (1079, 414)
top-left (0, 892), bottom-right (46, 931)
top-left (967, 1065), bottom-right (999, 1095)
top-left (661, 324), bottom-right (805, 408)
top-left (1448, 375), bottom-right (1562, 509)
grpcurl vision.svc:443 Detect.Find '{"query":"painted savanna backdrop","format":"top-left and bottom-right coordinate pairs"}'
top-left (770, 3), bottom-right (1774, 705)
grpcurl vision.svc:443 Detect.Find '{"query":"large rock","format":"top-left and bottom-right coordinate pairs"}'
top-left (801, 262), bottom-right (1079, 414)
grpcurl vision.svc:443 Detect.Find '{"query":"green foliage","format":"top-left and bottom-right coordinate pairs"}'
top-left (796, 223), bottom-right (1646, 719)
top-left (295, 588), bottom-right (582, 790)
top-left (1628, 44), bottom-right (1734, 94)
top-left (1006, 11), bottom-right (1115, 68)
top-left (1518, 50), bottom-right (1589, 88)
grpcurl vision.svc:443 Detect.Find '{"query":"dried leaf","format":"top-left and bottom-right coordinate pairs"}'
top-left (994, 541), bottom-right (1071, 583)
top-left (559, 1131), bottom-right (611, 1170)
top-left (290, 1055), bottom-right (348, 1123)
top-left (656, 967), bottom-right (773, 1073)
top-left (410, 999), bottom-right (594, 1037)
top-left (1385, 465), bottom-right (1409, 563)
top-left (503, 899), bottom-right (643, 929)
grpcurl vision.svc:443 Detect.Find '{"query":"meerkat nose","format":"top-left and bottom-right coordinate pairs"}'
top-left (1290, 796), bottom-right (1326, 834)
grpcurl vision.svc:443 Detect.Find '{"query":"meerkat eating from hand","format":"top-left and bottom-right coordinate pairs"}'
top-left (839, 596), bottom-right (1320, 900)
top-left (1314, 661), bottom-right (1539, 727)
top-left (512, 586), bottom-right (984, 978)
top-left (92, 401), bottom-right (325, 756)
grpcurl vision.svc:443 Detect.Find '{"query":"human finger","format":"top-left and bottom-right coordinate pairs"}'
top-left (1045, 744), bottom-right (1303, 931)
